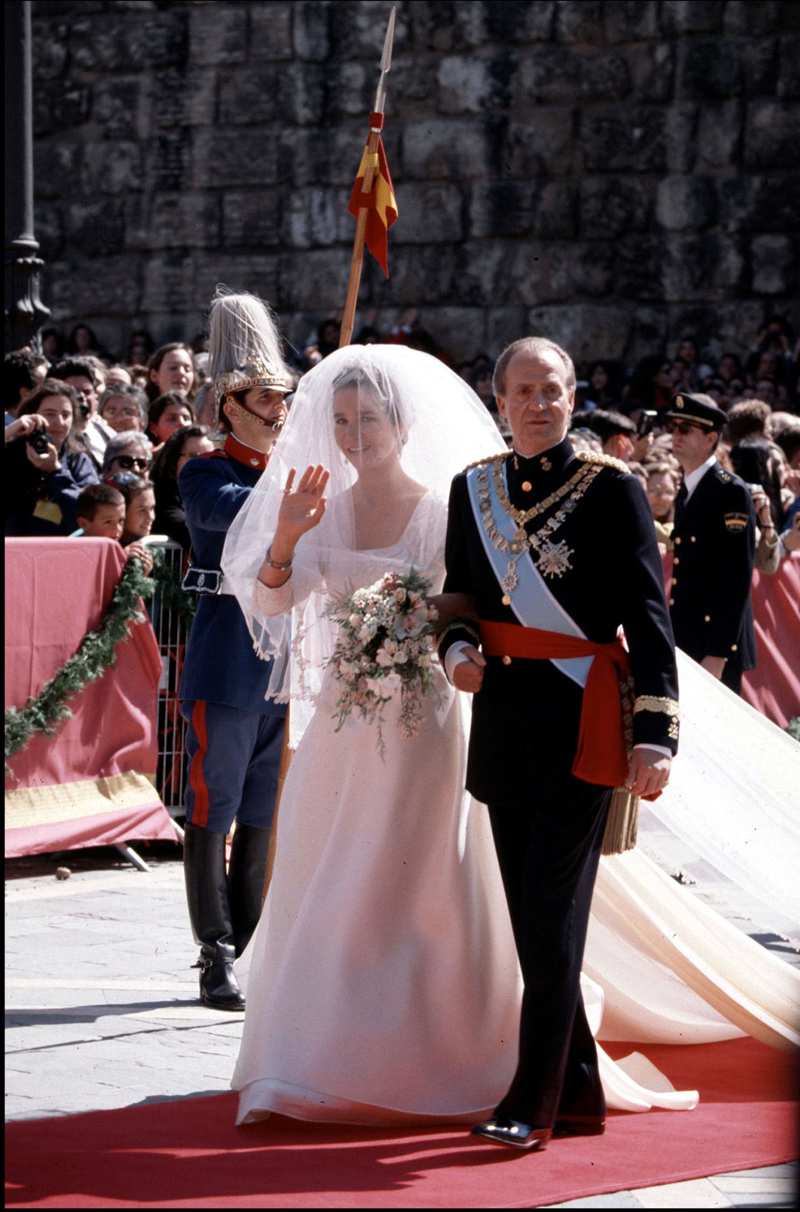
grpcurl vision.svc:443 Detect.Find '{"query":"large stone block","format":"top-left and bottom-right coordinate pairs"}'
top-left (695, 100), bottom-right (743, 169)
top-left (70, 10), bottom-right (188, 70)
top-left (189, 3), bottom-right (247, 65)
top-left (624, 305), bottom-right (670, 366)
top-left (581, 106), bottom-right (666, 172)
top-left (420, 307), bottom-right (487, 361)
top-left (437, 56), bottom-right (493, 115)
top-left (571, 243), bottom-right (617, 297)
top-left (469, 182), bottom-right (534, 239)
top-left (84, 141), bottom-right (144, 195)
top-left (379, 244), bottom-right (459, 306)
top-left (293, 0), bottom-right (332, 61)
top-left (278, 247), bottom-right (357, 310)
top-left (452, 242), bottom-right (510, 305)
top-left (392, 183), bottom-right (464, 243)
top-left (145, 193), bottom-right (220, 251)
top-left (411, 0), bottom-right (489, 51)
top-left (279, 125), bottom-right (374, 188)
top-left (34, 83), bottom-right (91, 137)
top-left (660, 1), bottom-right (725, 34)
top-left (628, 42), bottom-right (675, 103)
top-left (525, 304), bottom-right (631, 362)
top-left (554, 1), bottom-right (605, 43)
top-left (614, 235), bottom-right (669, 299)
top-left (390, 57), bottom-right (439, 112)
top-left (744, 100), bottom-right (800, 169)
top-left (579, 178), bottom-right (655, 238)
top-left (34, 140), bottom-right (83, 199)
top-left (192, 130), bottom-right (279, 188)
top-left (740, 38), bottom-right (779, 97)
top-left (326, 62), bottom-right (372, 119)
top-left (403, 120), bottom-right (491, 181)
top-left (656, 176), bottom-right (717, 231)
top-left (223, 190), bottom-right (283, 249)
top-left (662, 233), bottom-right (746, 300)
top-left (330, 0), bottom-right (410, 60)
top-left (219, 63), bottom-right (324, 127)
top-left (506, 242), bottom-right (576, 305)
top-left (65, 199), bottom-right (126, 256)
top-left (515, 47), bottom-right (630, 105)
top-left (604, 1), bottom-right (659, 43)
top-left (718, 175), bottom-right (800, 234)
top-left (663, 103), bottom-right (698, 172)
top-left (281, 188), bottom-right (348, 248)
top-left (500, 111), bottom-right (575, 178)
top-left (193, 254), bottom-right (281, 311)
top-left (142, 254), bottom-right (195, 313)
top-left (486, 306), bottom-right (529, 355)
top-left (145, 132), bottom-right (191, 193)
top-left (93, 79), bottom-right (141, 141)
top-left (31, 20), bottom-right (69, 79)
top-left (148, 70), bottom-right (216, 130)
top-left (777, 35), bottom-right (800, 99)
top-left (66, 255), bottom-right (142, 316)
top-left (676, 41), bottom-right (742, 100)
top-left (751, 235), bottom-right (796, 295)
top-left (724, 1), bottom-right (784, 36)
top-left (249, 2), bottom-right (294, 60)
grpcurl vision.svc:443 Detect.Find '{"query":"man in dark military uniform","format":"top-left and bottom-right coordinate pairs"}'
top-left (439, 337), bottom-right (679, 1152)
top-left (178, 291), bottom-right (293, 1011)
top-left (666, 392), bottom-right (756, 695)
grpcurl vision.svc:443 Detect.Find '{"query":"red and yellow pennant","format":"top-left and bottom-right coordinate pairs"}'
top-left (347, 135), bottom-right (398, 277)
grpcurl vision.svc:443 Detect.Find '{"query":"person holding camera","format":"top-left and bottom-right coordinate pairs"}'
top-left (5, 379), bottom-right (98, 537)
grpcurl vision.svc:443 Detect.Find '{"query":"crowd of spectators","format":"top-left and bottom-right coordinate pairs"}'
top-left (4, 313), bottom-right (800, 576)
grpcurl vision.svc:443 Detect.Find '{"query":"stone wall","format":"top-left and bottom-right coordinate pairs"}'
top-left (31, 0), bottom-right (800, 366)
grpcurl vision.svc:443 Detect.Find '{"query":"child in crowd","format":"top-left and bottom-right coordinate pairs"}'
top-left (95, 472), bottom-right (157, 573)
top-left (73, 483), bottom-right (125, 540)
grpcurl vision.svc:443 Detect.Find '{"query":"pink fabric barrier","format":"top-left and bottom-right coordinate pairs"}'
top-left (663, 550), bottom-right (800, 728)
top-left (741, 554), bottom-right (800, 729)
top-left (4, 538), bottom-right (177, 857)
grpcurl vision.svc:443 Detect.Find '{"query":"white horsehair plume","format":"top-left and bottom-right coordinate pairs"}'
top-left (207, 284), bottom-right (292, 403)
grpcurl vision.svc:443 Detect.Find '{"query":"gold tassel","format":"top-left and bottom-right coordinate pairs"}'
top-left (602, 786), bottom-right (639, 855)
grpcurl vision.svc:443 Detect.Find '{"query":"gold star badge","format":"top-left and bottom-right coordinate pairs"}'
top-left (540, 456), bottom-right (552, 472)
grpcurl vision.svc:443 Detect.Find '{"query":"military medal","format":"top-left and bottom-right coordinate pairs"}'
top-left (534, 538), bottom-right (573, 579)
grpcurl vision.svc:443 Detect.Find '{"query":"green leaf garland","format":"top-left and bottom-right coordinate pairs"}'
top-left (5, 555), bottom-right (156, 767)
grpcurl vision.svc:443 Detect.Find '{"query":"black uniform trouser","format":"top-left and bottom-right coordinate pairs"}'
top-left (488, 775), bottom-right (611, 1128)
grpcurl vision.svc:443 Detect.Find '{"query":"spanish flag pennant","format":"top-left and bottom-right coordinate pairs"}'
top-left (347, 134), bottom-right (398, 277)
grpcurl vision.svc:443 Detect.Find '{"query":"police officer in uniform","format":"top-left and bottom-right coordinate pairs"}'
top-left (666, 392), bottom-right (756, 694)
top-left (439, 337), bottom-right (679, 1151)
top-left (178, 290), bottom-right (293, 1011)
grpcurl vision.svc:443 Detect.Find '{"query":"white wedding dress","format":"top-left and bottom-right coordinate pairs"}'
top-left (232, 493), bottom-right (800, 1127)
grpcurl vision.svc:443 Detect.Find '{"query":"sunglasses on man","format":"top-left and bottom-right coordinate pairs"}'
top-left (666, 420), bottom-right (709, 436)
top-left (113, 454), bottom-right (151, 472)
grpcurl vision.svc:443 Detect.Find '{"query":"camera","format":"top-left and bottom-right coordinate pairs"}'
top-left (26, 431), bottom-right (51, 455)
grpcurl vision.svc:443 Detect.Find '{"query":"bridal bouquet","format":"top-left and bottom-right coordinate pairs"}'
top-left (327, 569), bottom-right (440, 757)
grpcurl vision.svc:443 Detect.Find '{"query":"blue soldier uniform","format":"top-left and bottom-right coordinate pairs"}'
top-left (178, 431), bottom-right (287, 1010)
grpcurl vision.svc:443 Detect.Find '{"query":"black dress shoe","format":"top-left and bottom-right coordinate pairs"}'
top-left (471, 1118), bottom-right (551, 1151)
top-left (552, 1114), bottom-right (606, 1137)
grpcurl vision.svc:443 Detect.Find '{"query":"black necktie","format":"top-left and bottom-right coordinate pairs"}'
top-left (674, 480), bottom-right (688, 524)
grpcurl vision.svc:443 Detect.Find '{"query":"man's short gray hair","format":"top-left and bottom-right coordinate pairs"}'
top-left (492, 337), bottom-right (576, 399)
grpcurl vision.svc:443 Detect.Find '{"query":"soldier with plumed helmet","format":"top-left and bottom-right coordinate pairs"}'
top-left (178, 288), bottom-right (293, 1012)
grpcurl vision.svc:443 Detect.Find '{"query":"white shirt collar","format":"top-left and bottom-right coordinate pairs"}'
top-left (683, 453), bottom-right (718, 501)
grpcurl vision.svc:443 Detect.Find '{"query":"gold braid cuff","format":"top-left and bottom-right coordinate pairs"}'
top-left (634, 695), bottom-right (679, 741)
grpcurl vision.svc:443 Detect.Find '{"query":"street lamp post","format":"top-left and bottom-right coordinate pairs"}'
top-left (4, 0), bottom-right (50, 352)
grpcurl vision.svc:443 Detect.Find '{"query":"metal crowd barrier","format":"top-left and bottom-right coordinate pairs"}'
top-left (142, 537), bottom-right (189, 821)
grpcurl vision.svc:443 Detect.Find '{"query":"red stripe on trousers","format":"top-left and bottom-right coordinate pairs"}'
top-left (188, 700), bottom-right (210, 828)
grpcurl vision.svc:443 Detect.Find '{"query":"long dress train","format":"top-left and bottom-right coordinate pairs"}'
top-left (232, 498), bottom-right (800, 1126)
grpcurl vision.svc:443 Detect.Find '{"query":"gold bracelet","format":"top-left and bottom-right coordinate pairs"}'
top-left (265, 545), bottom-right (292, 571)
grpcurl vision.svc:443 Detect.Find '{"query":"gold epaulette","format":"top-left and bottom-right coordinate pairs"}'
top-left (575, 449), bottom-right (631, 475)
top-left (462, 450), bottom-right (510, 474)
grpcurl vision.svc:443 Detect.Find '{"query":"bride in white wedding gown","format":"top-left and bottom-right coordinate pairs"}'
top-left (222, 345), bottom-right (800, 1128)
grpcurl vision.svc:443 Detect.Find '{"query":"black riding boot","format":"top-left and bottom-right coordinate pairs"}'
top-left (183, 823), bottom-right (245, 1011)
top-left (228, 823), bottom-right (271, 957)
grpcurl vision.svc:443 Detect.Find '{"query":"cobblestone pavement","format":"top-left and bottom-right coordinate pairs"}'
top-left (5, 809), bottom-right (798, 1209)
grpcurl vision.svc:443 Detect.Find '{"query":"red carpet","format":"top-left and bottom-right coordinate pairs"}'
top-left (5, 1039), bottom-right (798, 1209)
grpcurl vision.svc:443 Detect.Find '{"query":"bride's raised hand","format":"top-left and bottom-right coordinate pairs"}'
top-left (275, 465), bottom-right (330, 545)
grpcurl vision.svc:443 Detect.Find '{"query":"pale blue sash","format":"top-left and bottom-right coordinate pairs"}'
top-left (466, 462), bottom-right (592, 689)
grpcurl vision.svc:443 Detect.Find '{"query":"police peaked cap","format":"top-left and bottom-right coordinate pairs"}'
top-left (665, 392), bottom-right (727, 431)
